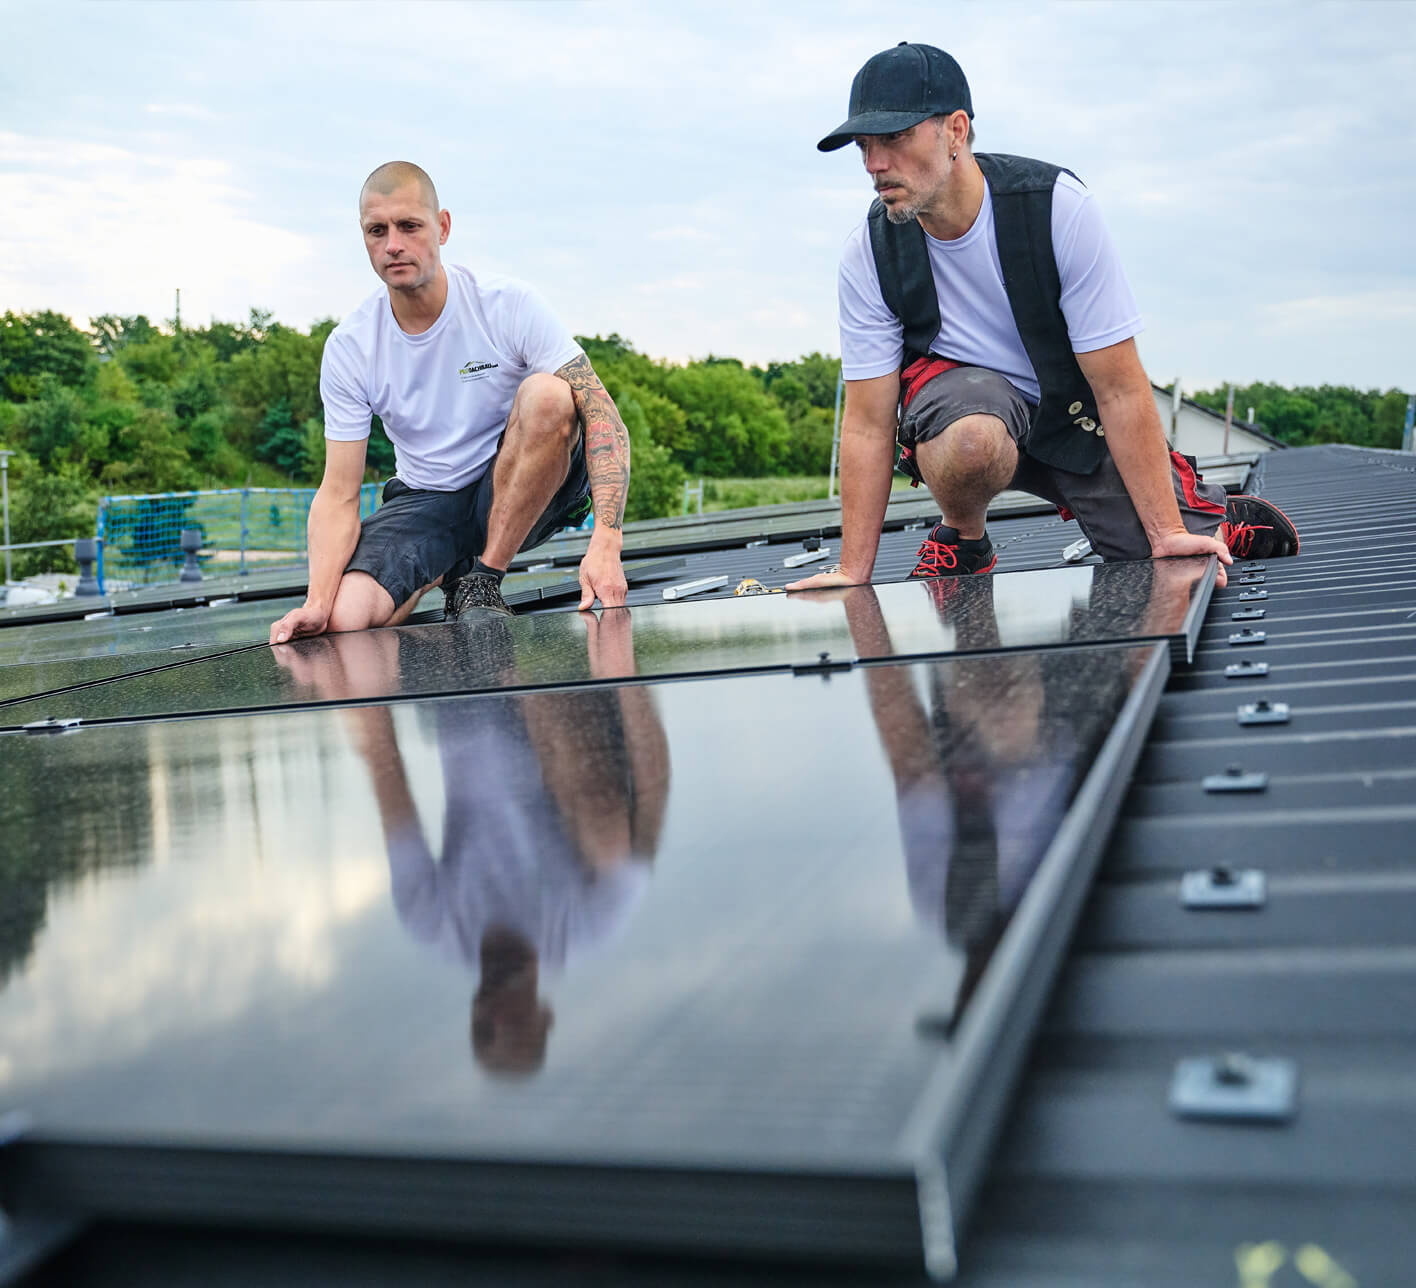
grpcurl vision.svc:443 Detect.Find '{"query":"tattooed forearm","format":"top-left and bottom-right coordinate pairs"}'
top-left (556, 354), bottom-right (630, 530)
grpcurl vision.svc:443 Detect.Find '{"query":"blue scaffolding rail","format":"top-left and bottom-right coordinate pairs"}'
top-left (95, 485), bottom-right (383, 590)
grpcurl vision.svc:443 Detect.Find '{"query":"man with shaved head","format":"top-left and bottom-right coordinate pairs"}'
top-left (270, 160), bottom-right (630, 642)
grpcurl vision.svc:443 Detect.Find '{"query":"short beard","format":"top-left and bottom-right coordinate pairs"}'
top-left (884, 200), bottom-right (922, 225)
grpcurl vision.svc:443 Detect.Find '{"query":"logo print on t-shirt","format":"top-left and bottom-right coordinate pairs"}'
top-left (459, 359), bottom-right (498, 384)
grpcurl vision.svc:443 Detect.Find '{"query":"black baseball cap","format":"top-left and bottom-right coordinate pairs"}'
top-left (817, 42), bottom-right (973, 152)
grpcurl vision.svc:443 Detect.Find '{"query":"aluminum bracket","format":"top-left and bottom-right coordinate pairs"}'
top-left (1170, 1053), bottom-right (1296, 1122)
top-left (1181, 866), bottom-right (1266, 907)
top-left (1238, 699), bottom-right (1290, 726)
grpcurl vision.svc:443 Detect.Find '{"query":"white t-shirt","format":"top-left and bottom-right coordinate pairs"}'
top-left (837, 172), bottom-right (1142, 401)
top-left (386, 702), bottom-right (651, 973)
top-left (321, 264), bottom-right (583, 491)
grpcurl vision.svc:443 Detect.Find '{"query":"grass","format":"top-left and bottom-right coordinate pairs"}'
top-left (689, 473), bottom-right (918, 515)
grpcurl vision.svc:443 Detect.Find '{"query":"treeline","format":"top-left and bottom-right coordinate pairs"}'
top-left (0, 311), bottom-right (840, 576)
top-left (1187, 382), bottom-right (1410, 450)
top-left (3, 307), bottom-right (1409, 581)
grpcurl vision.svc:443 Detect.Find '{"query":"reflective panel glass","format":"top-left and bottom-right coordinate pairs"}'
top-left (0, 643), bottom-right (1157, 1166)
top-left (0, 598), bottom-right (305, 667)
top-left (0, 559), bottom-right (1209, 727)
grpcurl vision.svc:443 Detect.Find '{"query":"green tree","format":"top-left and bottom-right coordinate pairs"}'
top-left (1192, 381), bottom-right (1410, 450)
top-left (0, 450), bottom-right (97, 577)
top-left (89, 314), bottom-right (158, 358)
top-left (661, 361), bottom-right (792, 476)
top-left (12, 376), bottom-right (91, 467)
top-left (616, 393), bottom-right (685, 521)
top-left (366, 414), bottom-right (397, 478)
top-left (255, 397), bottom-right (310, 476)
top-left (99, 406), bottom-right (199, 494)
top-left (0, 310), bottom-right (96, 400)
top-left (763, 352), bottom-right (840, 409)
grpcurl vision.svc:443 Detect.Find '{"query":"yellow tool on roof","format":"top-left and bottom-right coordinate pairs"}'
top-left (733, 578), bottom-right (783, 596)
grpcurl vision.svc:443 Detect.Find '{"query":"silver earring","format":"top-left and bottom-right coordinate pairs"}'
top-left (951, 151), bottom-right (958, 161)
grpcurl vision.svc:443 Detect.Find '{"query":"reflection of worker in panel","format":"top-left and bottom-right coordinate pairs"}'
top-left (276, 611), bottom-right (670, 1074)
top-left (845, 583), bottom-right (1064, 1017)
top-left (839, 567), bottom-right (1180, 1020)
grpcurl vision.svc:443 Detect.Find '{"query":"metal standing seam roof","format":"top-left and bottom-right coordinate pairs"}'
top-left (3, 444), bottom-right (1414, 1287)
top-left (960, 444), bottom-right (1416, 1286)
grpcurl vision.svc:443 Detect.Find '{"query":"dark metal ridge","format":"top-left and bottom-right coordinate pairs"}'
top-left (897, 642), bottom-right (1173, 1278)
top-left (0, 1111), bottom-right (85, 1287)
top-left (0, 1143), bottom-right (925, 1272)
top-left (1175, 555), bottom-right (1219, 664)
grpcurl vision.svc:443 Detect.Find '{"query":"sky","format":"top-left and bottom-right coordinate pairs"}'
top-left (2, 0), bottom-right (1413, 394)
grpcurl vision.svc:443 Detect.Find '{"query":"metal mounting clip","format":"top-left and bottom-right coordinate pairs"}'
top-left (1202, 765), bottom-right (1269, 793)
top-left (1238, 699), bottom-right (1290, 726)
top-left (1181, 865), bottom-right (1267, 907)
top-left (1170, 1052), bottom-right (1296, 1122)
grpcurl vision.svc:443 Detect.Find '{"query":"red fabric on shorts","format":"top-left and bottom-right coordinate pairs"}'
top-left (901, 356), bottom-right (963, 410)
top-left (1170, 450), bottom-right (1227, 516)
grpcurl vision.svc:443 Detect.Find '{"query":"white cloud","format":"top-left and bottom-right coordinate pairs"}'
top-left (0, 130), bottom-right (314, 327)
top-left (143, 102), bottom-right (220, 121)
top-left (1, 0), bottom-right (1413, 383)
top-left (1259, 290), bottom-right (1416, 334)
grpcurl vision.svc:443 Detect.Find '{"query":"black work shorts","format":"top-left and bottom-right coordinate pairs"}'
top-left (345, 434), bottom-right (591, 608)
top-left (898, 364), bottom-right (1227, 561)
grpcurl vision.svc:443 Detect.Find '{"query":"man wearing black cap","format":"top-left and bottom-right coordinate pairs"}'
top-left (788, 43), bottom-right (1298, 593)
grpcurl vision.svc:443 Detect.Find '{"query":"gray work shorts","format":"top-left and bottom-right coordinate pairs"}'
top-left (899, 365), bottom-right (1228, 561)
top-left (346, 433), bottom-right (590, 608)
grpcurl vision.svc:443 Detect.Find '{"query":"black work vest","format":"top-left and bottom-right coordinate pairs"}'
top-left (867, 151), bottom-right (1109, 474)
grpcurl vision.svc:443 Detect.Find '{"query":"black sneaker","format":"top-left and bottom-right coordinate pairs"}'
top-left (447, 571), bottom-right (513, 619)
top-left (909, 524), bottom-right (997, 579)
top-left (1220, 495), bottom-right (1301, 560)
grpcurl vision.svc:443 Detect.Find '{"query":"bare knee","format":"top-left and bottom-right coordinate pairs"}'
top-left (938, 414), bottom-right (1014, 474)
top-left (510, 373), bottom-right (577, 446)
top-left (326, 571), bottom-right (396, 633)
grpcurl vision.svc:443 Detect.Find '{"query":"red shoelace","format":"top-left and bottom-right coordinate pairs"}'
top-left (913, 538), bottom-right (960, 576)
top-left (1222, 522), bottom-right (1272, 558)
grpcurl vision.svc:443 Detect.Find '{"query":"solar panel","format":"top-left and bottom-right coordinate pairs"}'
top-left (0, 559), bottom-right (1212, 730)
top-left (0, 641), bottom-right (1169, 1275)
top-left (0, 598), bottom-right (304, 666)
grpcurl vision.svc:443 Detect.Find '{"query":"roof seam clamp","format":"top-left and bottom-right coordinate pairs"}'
top-left (1238, 699), bottom-right (1290, 726)
top-left (1228, 628), bottom-right (1266, 646)
top-left (1181, 865), bottom-right (1267, 907)
top-left (1238, 588), bottom-right (1268, 601)
top-left (1231, 608), bottom-right (1266, 621)
top-left (22, 717), bottom-right (83, 735)
top-left (1238, 573), bottom-right (1267, 585)
top-left (1170, 1053), bottom-right (1296, 1122)
top-left (1240, 562), bottom-right (1267, 572)
top-left (1225, 659), bottom-right (1269, 678)
top-left (1202, 765), bottom-right (1269, 793)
